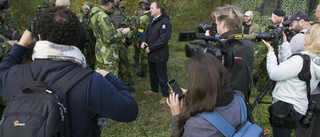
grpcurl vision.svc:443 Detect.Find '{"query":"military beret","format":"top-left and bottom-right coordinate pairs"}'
top-left (273, 9), bottom-right (286, 17)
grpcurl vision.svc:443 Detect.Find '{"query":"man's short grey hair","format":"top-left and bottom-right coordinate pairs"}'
top-left (212, 5), bottom-right (243, 31)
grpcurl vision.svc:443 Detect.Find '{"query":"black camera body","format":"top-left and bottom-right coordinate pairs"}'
top-left (179, 31), bottom-right (237, 68)
top-left (255, 25), bottom-right (293, 48)
top-left (299, 100), bottom-right (320, 128)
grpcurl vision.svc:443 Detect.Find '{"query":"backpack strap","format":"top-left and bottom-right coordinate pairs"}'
top-left (289, 53), bottom-right (311, 100)
top-left (198, 92), bottom-right (247, 137)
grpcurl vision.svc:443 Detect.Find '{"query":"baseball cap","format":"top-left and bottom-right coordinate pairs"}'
top-left (273, 9), bottom-right (286, 17)
top-left (282, 11), bottom-right (310, 25)
top-left (244, 11), bottom-right (253, 16)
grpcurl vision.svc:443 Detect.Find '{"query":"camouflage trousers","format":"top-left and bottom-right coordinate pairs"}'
top-left (119, 44), bottom-right (133, 85)
top-left (139, 48), bottom-right (148, 73)
top-left (133, 42), bottom-right (140, 65)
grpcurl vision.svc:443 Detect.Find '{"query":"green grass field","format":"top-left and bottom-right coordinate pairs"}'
top-left (101, 38), bottom-right (277, 136)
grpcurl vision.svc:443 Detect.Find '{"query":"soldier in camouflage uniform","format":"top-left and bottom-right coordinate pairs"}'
top-left (111, 0), bottom-right (136, 92)
top-left (77, 1), bottom-right (96, 69)
top-left (136, 1), bottom-right (150, 78)
top-left (0, 0), bottom-right (21, 117)
top-left (89, 0), bottom-right (131, 77)
top-left (132, 0), bottom-right (145, 67)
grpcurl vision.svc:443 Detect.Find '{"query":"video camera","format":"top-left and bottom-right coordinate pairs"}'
top-left (28, 5), bottom-right (50, 34)
top-left (179, 23), bottom-right (238, 68)
top-left (255, 25), bottom-right (293, 48)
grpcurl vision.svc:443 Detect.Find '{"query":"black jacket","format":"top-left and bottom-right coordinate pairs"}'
top-left (142, 12), bottom-right (172, 62)
top-left (221, 29), bottom-right (254, 102)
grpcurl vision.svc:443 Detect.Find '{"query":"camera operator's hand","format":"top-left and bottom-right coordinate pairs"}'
top-left (205, 30), bottom-right (210, 36)
top-left (18, 30), bottom-right (36, 47)
top-left (282, 32), bottom-right (287, 42)
top-left (167, 91), bottom-right (183, 116)
top-left (262, 39), bottom-right (274, 52)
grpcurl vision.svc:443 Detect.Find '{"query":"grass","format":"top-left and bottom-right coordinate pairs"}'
top-left (101, 34), bottom-right (277, 136)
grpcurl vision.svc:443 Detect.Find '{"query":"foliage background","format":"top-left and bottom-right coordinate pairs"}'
top-left (8, 0), bottom-right (320, 136)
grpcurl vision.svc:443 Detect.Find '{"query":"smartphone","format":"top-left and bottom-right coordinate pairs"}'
top-left (167, 79), bottom-right (184, 100)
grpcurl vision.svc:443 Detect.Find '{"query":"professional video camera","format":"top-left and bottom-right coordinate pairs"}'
top-left (255, 25), bottom-right (293, 47)
top-left (179, 23), bottom-right (239, 68)
top-left (299, 100), bottom-right (320, 128)
top-left (28, 5), bottom-right (50, 34)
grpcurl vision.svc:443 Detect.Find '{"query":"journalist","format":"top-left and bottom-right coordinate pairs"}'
top-left (0, 7), bottom-right (138, 137)
top-left (212, 5), bottom-right (254, 106)
top-left (282, 11), bottom-right (311, 54)
top-left (167, 53), bottom-right (243, 137)
top-left (262, 23), bottom-right (320, 137)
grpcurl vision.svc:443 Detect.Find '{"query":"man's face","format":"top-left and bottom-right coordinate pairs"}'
top-left (271, 13), bottom-right (281, 24)
top-left (150, 3), bottom-right (160, 17)
top-left (289, 20), bottom-right (302, 33)
top-left (81, 5), bottom-right (90, 15)
top-left (244, 15), bottom-right (252, 23)
top-left (113, 0), bottom-right (120, 8)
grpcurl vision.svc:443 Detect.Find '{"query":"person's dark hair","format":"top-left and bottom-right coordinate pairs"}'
top-left (152, 1), bottom-right (164, 12)
top-left (173, 53), bottom-right (229, 137)
top-left (36, 6), bottom-right (83, 46)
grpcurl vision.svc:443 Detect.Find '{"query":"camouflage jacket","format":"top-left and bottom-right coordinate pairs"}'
top-left (138, 11), bottom-right (150, 36)
top-left (89, 6), bottom-right (125, 69)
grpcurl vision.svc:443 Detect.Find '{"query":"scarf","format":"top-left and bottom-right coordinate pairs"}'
top-left (32, 41), bottom-right (87, 68)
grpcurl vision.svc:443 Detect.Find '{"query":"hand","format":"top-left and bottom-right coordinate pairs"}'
top-left (95, 69), bottom-right (109, 77)
top-left (145, 47), bottom-right (150, 53)
top-left (262, 39), bottom-right (274, 52)
top-left (18, 30), bottom-right (36, 47)
top-left (117, 28), bottom-right (124, 32)
top-left (167, 91), bottom-right (183, 116)
top-left (141, 42), bottom-right (148, 49)
top-left (121, 27), bottom-right (131, 35)
top-left (205, 30), bottom-right (210, 36)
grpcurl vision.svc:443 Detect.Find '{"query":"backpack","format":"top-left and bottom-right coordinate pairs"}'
top-left (0, 64), bottom-right (93, 137)
top-left (199, 91), bottom-right (263, 137)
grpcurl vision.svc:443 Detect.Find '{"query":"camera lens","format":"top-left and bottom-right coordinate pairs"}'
top-left (299, 111), bottom-right (314, 128)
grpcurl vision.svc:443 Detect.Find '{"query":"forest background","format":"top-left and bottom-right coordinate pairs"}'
top-left (8, 0), bottom-right (320, 136)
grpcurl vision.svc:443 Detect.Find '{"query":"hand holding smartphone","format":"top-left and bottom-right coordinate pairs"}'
top-left (167, 79), bottom-right (184, 100)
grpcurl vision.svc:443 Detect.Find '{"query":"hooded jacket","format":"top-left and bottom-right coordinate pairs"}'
top-left (267, 41), bottom-right (320, 115)
top-left (0, 44), bottom-right (138, 137)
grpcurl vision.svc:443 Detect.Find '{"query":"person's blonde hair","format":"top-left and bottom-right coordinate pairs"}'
top-left (305, 23), bottom-right (320, 56)
top-left (212, 5), bottom-right (243, 31)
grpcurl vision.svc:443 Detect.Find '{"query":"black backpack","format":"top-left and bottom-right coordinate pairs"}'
top-left (0, 64), bottom-right (93, 137)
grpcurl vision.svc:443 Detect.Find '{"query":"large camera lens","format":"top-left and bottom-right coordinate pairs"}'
top-left (300, 111), bottom-right (314, 128)
top-left (198, 23), bottom-right (212, 33)
top-left (255, 32), bottom-right (274, 41)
